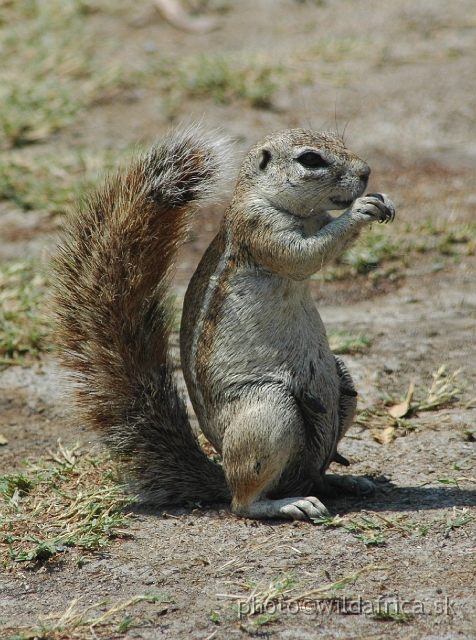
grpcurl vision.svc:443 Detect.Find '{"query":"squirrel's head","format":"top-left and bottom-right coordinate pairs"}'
top-left (236, 129), bottom-right (370, 218)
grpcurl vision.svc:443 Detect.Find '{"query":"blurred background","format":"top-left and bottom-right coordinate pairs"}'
top-left (0, 0), bottom-right (475, 360)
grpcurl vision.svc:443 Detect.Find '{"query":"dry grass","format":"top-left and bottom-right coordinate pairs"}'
top-left (5, 592), bottom-right (173, 640)
top-left (313, 508), bottom-right (474, 547)
top-left (0, 440), bottom-right (135, 567)
top-left (355, 366), bottom-right (466, 444)
top-left (313, 513), bottom-right (430, 547)
top-left (418, 365), bottom-right (464, 411)
top-left (218, 564), bottom-right (389, 620)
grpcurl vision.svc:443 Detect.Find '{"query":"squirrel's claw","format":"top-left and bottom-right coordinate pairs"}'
top-left (365, 193), bottom-right (396, 223)
top-left (332, 451), bottom-right (350, 466)
top-left (353, 193), bottom-right (396, 224)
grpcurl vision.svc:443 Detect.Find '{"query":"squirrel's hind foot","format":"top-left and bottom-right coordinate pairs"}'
top-left (320, 474), bottom-right (375, 498)
top-left (233, 496), bottom-right (330, 521)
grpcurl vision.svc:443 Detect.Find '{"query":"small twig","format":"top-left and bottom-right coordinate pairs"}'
top-left (154, 0), bottom-right (221, 33)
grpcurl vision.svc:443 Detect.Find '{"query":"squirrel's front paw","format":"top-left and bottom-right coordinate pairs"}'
top-left (351, 193), bottom-right (395, 225)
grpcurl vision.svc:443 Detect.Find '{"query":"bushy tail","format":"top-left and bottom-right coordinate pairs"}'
top-left (51, 124), bottom-right (233, 505)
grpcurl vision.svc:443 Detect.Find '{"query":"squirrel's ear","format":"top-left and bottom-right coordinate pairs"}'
top-left (259, 149), bottom-right (271, 171)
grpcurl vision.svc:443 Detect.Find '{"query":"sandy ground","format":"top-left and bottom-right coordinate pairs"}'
top-left (1, 1), bottom-right (475, 638)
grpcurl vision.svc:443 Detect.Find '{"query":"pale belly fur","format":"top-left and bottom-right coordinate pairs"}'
top-left (195, 268), bottom-right (341, 449)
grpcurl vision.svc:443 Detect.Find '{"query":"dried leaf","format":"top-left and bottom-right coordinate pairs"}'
top-left (371, 426), bottom-right (396, 444)
top-left (0, 433), bottom-right (8, 446)
top-left (388, 379), bottom-right (415, 418)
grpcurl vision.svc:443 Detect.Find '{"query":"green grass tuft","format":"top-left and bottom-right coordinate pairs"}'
top-left (328, 329), bottom-right (371, 354)
top-left (0, 1), bottom-right (90, 147)
top-left (161, 52), bottom-right (284, 111)
top-left (0, 0), bottom-right (145, 148)
top-left (0, 146), bottom-right (135, 213)
top-left (0, 261), bottom-right (50, 365)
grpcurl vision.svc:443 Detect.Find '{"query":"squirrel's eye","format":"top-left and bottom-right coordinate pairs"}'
top-left (296, 152), bottom-right (329, 169)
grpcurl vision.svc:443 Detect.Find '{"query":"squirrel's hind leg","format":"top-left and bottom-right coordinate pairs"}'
top-left (318, 473), bottom-right (375, 498)
top-left (334, 355), bottom-right (358, 439)
top-left (221, 386), bottom-right (329, 521)
top-left (316, 356), bottom-right (375, 498)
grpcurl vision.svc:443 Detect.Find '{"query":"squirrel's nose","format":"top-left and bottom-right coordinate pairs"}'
top-left (359, 163), bottom-right (371, 189)
top-left (359, 163), bottom-right (371, 180)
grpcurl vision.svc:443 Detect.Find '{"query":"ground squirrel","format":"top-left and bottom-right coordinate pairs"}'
top-left (52, 124), bottom-right (395, 521)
